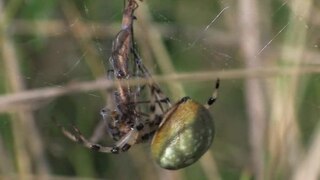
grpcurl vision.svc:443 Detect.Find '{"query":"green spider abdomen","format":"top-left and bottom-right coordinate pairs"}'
top-left (151, 97), bottom-right (215, 170)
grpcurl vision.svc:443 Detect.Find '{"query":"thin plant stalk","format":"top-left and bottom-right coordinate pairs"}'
top-left (238, 0), bottom-right (266, 179)
top-left (2, 33), bottom-right (50, 179)
top-left (136, 2), bottom-right (221, 180)
top-left (1, 0), bottom-right (50, 178)
top-left (268, 0), bottom-right (312, 178)
top-left (0, 66), bottom-right (320, 113)
top-left (292, 120), bottom-right (320, 180)
top-left (0, 134), bottom-right (14, 178)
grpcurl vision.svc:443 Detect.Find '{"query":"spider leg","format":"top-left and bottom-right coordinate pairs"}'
top-left (54, 120), bottom-right (116, 153)
top-left (63, 125), bottom-right (115, 153)
top-left (130, 98), bottom-right (172, 105)
top-left (131, 48), bottom-right (171, 110)
top-left (204, 78), bottom-right (220, 109)
top-left (58, 121), bottom-right (140, 153)
top-left (130, 48), bottom-right (172, 131)
top-left (114, 128), bottom-right (139, 151)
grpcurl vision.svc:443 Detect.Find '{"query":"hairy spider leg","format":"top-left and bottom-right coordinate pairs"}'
top-left (131, 48), bottom-right (172, 124)
top-left (55, 118), bottom-right (117, 153)
top-left (59, 121), bottom-right (141, 153)
top-left (132, 48), bottom-right (171, 108)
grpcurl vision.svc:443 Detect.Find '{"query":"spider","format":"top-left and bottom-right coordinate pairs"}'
top-left (60, 30), bottom-right (173, 154)
top-left (59, 63), bottom-right (220, 170)
top-left (59, 0), bottom-right (170, 154)
top-left (57, 0), bottom-right (220, 170)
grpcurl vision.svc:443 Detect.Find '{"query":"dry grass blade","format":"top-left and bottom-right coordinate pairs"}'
top-left (0, 67), bottom-right (320, 113)
top-left (136, 2), bottom-right (185, 99)
top-left (60, 1), bottom-right (106, 77)
top-left (1, 2), bottom-right (31, 177)
top-left (1, 0), bottom-right (51, 176)
top-left (0, 134), bottom-right (14, 176)
top-left (293, 122), bottom-right (320, 180)
top-left (238, 0), bottom-right (266, 179)
top-left (0, 174), bottom-right (104, 180)
top-left (268, 0), bottom-right (313, 178)
top-left (10, 20), bottom-right (118, 38)
top-left (136, 2), bottom-right (221, 179)
top-left (2, 33), bottom-right (50, 178)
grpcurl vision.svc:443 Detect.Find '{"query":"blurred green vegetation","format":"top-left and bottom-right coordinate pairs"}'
top-left (0, 0), bottom-right (320, 180)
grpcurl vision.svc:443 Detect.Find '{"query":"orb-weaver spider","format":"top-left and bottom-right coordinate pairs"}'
top-left (59, 69), bottom-right (219, 170)
top-left (57, 0), bottom-right (220, 170)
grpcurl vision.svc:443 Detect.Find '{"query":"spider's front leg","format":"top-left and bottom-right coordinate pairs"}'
top-left (59, 123), bottom-right (140, 154)
top-left (59, 125), bottom-right (117, 153)
top-left (57, 108), bottom-right (140, 154)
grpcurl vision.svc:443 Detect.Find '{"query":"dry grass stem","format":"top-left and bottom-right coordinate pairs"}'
top-left (136, 2), bottom-right (185, 99)
top-left (0, 174), bottom-right (104, 180)
top-left (10, 20), bottom-right (118, 38)
top-left (9, 19), bottom-right (235, 47)
top-left (0, 135), bottom-right (14, 176)
top-left (293, 122), bottom-right (320, 180)
top-left (199, 152), bottom-right (221, 180)
top-left (60, 1), bottom-right (106, 77)
top-left (268, 0), bottom-right (313, 177)
top-left (137, 2), bottom-right (221, 179)
top-left (136, 2), bottom-right (183, 179)
top-left (238, 0), bottom-right (266, 179)
top-left (2, 35), bottom-right (50, 178)
top-left (0, 66), bottom-right (319, 113)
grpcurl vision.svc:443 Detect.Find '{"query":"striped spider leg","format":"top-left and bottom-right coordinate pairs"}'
top-left (131, 48), bottom-right (172, 125)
